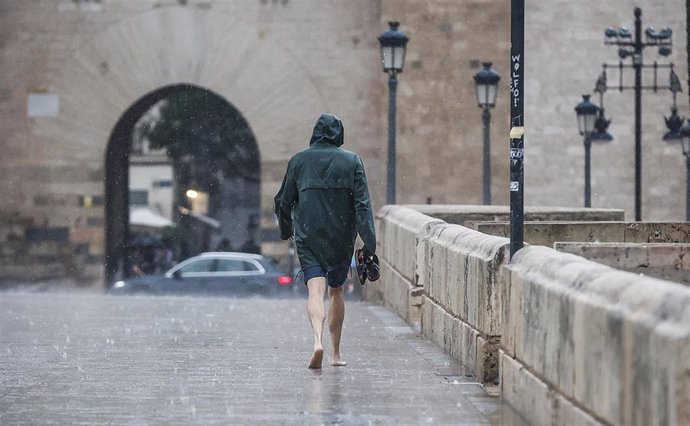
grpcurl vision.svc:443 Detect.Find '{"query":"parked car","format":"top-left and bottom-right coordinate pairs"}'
top-left (109, 252), bottom-right (294, 297)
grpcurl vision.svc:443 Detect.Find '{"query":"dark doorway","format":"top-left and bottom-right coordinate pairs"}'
top-left (105, 84), bottom-right (261, 285)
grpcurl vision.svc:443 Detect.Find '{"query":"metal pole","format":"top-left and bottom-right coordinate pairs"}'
top-left (634, 7), bottom-right (643, 221)
top-left (686, 155), bottom-right (690, 221)
top-left (584, 135), bottom-right (592, 207)
top-left (510, 0), bottom-right (525, 257)
top-left (482, 107), bottom-right (492, 205)
top-left (386, 73), bottom-right (398, 205)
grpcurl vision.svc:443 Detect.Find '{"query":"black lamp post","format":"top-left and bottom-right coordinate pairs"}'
top-left (575, 95), bottom-right (600, 208)
top-left (473, 62), bottom-right (501, 205)
top-left (379, 21), bottom-right (409, 205)
top-left (678, 121), bottom-right (690, 221)
top-left (603, 7), bottom-right (673, 220)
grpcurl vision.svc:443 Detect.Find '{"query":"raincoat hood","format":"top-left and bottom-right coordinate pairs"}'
top-left (309, 113), bottom-right (344, 147)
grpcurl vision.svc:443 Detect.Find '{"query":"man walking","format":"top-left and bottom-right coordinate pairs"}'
top-left (275, 113), bottom-right (377, 369)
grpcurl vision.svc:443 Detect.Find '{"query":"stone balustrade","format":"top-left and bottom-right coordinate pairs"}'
top-left (554, 242), bottom-right (690, 286)
top-left (365, 204), bottom-right (690, 425)
top-left (408, 205), bottom-right (624, 225)
top-left (363, 205), bottom-right (511, 383)
top-left (502, 246), bottom-right (690, 425)
top-left (466, 221), bottom-right (690, 247)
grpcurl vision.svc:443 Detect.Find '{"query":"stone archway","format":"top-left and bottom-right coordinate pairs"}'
top-left (105, 84), bottom-right (260, 284)
top-left (2, 4), bottom-right (375, 286)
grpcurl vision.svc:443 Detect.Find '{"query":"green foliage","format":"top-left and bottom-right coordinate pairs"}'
top-left (138, 87), bottom-right (260, 184)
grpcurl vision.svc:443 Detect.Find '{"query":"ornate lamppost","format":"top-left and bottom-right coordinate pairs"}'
top-left (379, 21), bottom-right (409, 205)
top-left (473, 62), bottom-right (501, 205)
top-left (602, 7), bottom-right (673, 220)
top-left (574, 95), bottom-right (600, 208)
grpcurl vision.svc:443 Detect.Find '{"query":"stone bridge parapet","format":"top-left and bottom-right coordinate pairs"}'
top-left (365, 204), bottom-right (690, 425)
top-left (502, 246), bottom-right (690, 425)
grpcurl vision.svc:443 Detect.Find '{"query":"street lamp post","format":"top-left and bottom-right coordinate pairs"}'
top-left (602, 7), bottom-right (673, 220)
top-left (473, 62), bottom-right (501, 205)
top-left (678, 122), bottom-right (690, 221)
top-left (379, 21), bottom-right (409, 205)
top-left (574, 95), bottom-right (600, 208)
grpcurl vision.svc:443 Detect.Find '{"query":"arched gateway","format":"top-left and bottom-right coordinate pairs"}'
top-left (0, 2), bottom-right (383, 286)
top-left (105, 84), bottom-right (260, 283)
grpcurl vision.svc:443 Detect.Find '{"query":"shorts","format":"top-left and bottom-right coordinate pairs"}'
top-left (302, 264), bottom-right (349, 288)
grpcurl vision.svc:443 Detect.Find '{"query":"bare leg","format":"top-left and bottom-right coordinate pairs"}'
top-left (328, 286), bottom-right (347, 366)
top-left (306, 277), bottom-right (326, 369)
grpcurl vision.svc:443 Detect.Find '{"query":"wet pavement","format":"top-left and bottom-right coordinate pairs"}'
top-left (0, 290), bottom-right (523, 425)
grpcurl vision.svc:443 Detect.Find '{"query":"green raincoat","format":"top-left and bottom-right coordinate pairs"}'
top-left (274, 114), bottom-right (376, 274)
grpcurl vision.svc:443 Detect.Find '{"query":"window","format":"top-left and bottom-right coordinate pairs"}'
top-left (178, 259), bottom-right (215, 273)
top-left (129, 190), bottom-right (148, 206)
top-left (216, 259), bottom-right (259, 272)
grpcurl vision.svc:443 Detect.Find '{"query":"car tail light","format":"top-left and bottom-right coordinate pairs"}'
top-left (277, 276), bottom-right (292, 286)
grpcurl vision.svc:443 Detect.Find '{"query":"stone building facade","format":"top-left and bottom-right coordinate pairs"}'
top-left (0, 0), bottom-right (686, 284)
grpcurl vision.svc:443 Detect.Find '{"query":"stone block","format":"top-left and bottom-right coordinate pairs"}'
top-left (422, 295), bottom-right (500, 383)
top-left (500, 350), bottom-right (555, 426)
top-left (554, 393), bottom-right (602, 426)
top-left (409, 285), bottom-right (425, 326)
top-left (617, 288), bottom-right (690, 426)
top-left (376, 206), bottom-right (444, 284)
top-left (415, 229), bottom-right (433, 289)
top-left (424, 223), bottom-right (508, 337)
top-left (572, 281), bottom-right (626, 424)
top-left (381, 261), bottom-right (421, 326)
top-left (423, 296), bottom-right (448, 353)
top-left (500, 267), bottom-right (519, 359)
top-left (447, 245), bottom-right (466, 320)
top-left (623, 222), bottom-right (690, 243)
top-left (459, 319), bottom-right (478, 375)
top-left (477, 335), bottom-right (500, 385)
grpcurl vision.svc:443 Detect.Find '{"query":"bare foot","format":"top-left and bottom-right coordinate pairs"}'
top-left (331, 355), bottom-right (347, 367)
top-left (308, 346), bottom-right (324, 369)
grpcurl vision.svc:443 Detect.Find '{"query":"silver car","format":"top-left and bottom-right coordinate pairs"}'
top-left (109, 252), bottom-right (294, 297)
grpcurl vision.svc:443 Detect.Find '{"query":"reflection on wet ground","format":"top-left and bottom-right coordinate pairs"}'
top-left (0, 290), bottom-right (528, 424)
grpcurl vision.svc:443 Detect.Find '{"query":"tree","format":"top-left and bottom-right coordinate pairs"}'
top-left (136, 87), bottom-right (260, 193)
